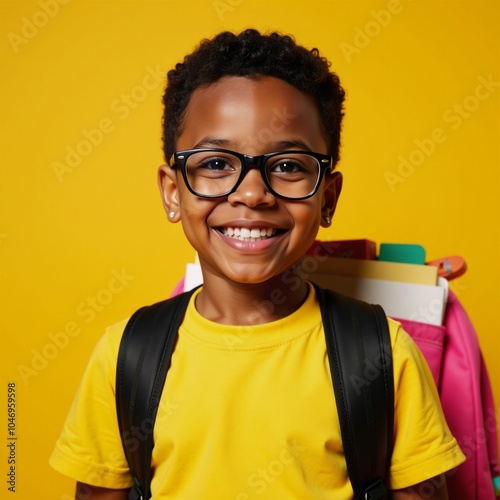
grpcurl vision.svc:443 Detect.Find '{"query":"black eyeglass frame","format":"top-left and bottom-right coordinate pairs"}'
top-left (170, 148), bottom-right (334, 201)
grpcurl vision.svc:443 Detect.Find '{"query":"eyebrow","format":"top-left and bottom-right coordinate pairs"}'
top-left (191, 137), bottom-right (231, 149)
top-left (191, 137), bottom-right (314, 152)
top-left (274, 140), bottom-right (313, 152)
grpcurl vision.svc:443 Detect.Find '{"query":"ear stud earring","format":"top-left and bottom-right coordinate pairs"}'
top-left (324, 215), bottom-right (331, 225)
top-left (168, 212), bottom-right (175, 219)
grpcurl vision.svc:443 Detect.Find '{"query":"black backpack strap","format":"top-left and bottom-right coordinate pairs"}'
top-left (115, 288), bottom-right (198, 500)
top-left (314, 284), bottom-right (394, 500)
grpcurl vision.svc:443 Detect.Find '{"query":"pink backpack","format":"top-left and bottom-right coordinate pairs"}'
top-left (398, 290), bottom-right (499, 499)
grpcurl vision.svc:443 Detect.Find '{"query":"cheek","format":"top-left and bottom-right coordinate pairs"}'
top-left (178, 187), bottom-right (208, 215)
top-left (290, 203), bottom-right (323, 236)
top-left (299, 198), bottom-right (323, 221)
top-left (178, 195), bottom-right (219, 232)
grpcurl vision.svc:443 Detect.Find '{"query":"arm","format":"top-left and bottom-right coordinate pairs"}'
top-left (391, 474), bottom-right (448, 500)
top-left (76, 482), bottom-right (130, 500)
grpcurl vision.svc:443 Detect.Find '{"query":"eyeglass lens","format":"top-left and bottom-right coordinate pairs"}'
top-left (184, 151), bottom-right (321, 198)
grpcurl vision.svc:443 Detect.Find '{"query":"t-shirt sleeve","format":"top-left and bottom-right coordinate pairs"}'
top-left (388, 320), bottom-right (465, 490)
top-left (49, 320), bottom-right (134, 489)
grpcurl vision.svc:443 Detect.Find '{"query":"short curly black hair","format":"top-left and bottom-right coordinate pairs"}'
top-left (162, 29), bottom-right (345, 167)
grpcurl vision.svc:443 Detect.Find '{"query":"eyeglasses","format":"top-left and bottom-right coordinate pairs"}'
top-left (170, 148), bottom-right (334, 200)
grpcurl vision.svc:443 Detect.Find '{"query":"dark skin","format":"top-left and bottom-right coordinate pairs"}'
top-left (76, 76), bottom-right (450, 499)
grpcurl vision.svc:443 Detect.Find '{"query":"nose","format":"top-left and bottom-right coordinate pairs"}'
top-left (227, 167), bottom-right (276, 208)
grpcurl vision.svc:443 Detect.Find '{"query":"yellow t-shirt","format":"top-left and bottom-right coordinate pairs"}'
top-left (50, 284), bottom-right (464, 498)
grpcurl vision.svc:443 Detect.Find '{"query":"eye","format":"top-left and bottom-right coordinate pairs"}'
top-left (266, 155), bottom-right (319, 190)
top-left (269, 159), bottom-right (308, 174)
top-left (186, 153), bottom-right (240, 181)
top-left (199, 157), bottom-right (234, 171)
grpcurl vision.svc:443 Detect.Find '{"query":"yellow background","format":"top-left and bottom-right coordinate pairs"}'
top-left (1, 0), bottom-right (499, 498)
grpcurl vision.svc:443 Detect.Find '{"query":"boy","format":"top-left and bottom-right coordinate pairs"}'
top-left (50, 30), bottom-right (465, 499)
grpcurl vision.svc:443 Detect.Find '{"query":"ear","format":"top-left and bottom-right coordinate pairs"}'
top-left (320, 171), bottom-right (343, 228)
top-left (158, 164), bottom-right (181, 222)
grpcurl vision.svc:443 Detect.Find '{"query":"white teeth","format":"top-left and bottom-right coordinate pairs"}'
top-left (220, 227), bottom-right (277, 241)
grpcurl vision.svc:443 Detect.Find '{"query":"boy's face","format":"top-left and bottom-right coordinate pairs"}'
top-left (159, 76), bottom-right (342, 286)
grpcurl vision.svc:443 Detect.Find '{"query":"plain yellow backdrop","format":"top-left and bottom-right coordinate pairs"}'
top-left (1, 0), bottom-right (499, 498)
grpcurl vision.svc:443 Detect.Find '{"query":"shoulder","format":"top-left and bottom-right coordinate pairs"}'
top-left (386, 318), bottom-right (436, 384)
top-left (78, 318), bottom-right (130, 387)
top-left (93, 318), bottom-right (129, 361)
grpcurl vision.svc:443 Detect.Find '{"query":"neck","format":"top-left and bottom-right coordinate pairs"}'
top-left (194, 274), bottom-right (309, 326)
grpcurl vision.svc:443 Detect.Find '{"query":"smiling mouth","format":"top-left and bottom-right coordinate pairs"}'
top-left (217, 227), bottom-right (282, 242)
